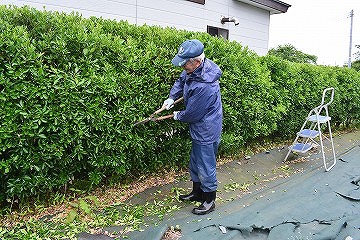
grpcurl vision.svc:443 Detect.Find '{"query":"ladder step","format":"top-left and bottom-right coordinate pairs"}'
top-left (307, 115), bottom-right (331, 123)
top-left (290, 143), bottom-right (313, 153)
top-left (297, 129), bottom-right (320, 138)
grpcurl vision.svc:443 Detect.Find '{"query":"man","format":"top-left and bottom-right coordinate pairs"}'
top-left (162, 39), bottom-right (223, 215)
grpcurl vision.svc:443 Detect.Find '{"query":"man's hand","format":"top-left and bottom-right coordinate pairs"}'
top-left (162, 98), bottom-right (174, 110)
top-left (173, 111), bottom-right (179, 120)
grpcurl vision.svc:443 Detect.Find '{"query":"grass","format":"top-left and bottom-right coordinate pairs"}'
top-left (0, 188), bottom-right (183, 239)
top-left (0, 169), bottom-right (186, 239)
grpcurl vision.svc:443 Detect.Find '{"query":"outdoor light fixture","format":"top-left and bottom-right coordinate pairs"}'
top-left (220, 16), bottom-right (239, 26)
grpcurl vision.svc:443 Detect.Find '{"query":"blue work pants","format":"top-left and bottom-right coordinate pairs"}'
top-left (189, 139), bottom-right (220, 192)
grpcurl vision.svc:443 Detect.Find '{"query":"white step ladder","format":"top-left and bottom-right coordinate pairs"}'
top-left (284, 88), bottom-right (336, 171)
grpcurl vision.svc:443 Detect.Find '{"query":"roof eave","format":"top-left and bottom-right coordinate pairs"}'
top-left (236, 0), bottom-right (291, 14)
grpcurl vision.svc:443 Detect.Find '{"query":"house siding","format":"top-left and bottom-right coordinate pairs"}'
top-left (2, 0), bottom-right (271, 55)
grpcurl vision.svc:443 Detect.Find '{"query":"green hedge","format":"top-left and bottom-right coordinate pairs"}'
top-left (0, 5), bottom-right (359, 203)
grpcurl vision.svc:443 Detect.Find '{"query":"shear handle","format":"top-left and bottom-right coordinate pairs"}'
top-left (153, 96), bottom-right (184, 116)
top-left (153, 114), bottom-right (174, 122)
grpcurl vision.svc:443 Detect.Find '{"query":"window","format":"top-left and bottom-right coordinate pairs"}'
top-left (207, 26), bottom-right (229, 40)
top-left (186, 0), bottom-right (205, 5)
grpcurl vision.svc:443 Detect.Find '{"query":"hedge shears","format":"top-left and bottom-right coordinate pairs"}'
top-left (133, 97), bottom-right (184, 126)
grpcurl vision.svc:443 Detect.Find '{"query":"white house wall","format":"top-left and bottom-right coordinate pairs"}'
top-left (2, 0), bottom-right (271, 55)
top-left (228, 1), bottom-right (270, 54)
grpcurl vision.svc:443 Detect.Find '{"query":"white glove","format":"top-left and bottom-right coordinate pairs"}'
top-left (173, 111), bottom-right (179, 120)
top-left (163, 98), bottom-right (174, 110)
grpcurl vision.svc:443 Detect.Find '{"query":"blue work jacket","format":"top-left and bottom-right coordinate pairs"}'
top-left (169, 58), bottom-right (223, 145)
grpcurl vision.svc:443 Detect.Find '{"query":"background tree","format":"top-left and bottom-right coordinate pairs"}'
top-left (351, 60), bottom-right (360, 71)
top-left (352, 45), bottom-right (360, 71)
top-left (268, 44), bottom-right (318, 64)
top-left (354, 44), bottom-right (360, 60)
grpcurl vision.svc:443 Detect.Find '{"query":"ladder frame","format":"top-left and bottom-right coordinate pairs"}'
top-left (284, 88), bottom-right (336, 171)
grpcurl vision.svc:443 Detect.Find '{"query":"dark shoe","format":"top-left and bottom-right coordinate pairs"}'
top-left (179, 182), bottom-right (203, 202)
top-left (192, 191), bottom-right (216, 215)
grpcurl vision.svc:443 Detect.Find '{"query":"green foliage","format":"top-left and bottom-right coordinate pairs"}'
top-left (351, 60), bottom-right (360, 71)
top-left (0, 5), bottom-right (190, 203)
top-left (354, 44), bottom-right (360, 61)
top-left (260, 55), bottom-right (360, 135)
top-left (0, 5), bottom-right (359, 205)
top-left (268, 44), bottom-right (318, 64)
top-left (348, 45), bottom-right (360, 71)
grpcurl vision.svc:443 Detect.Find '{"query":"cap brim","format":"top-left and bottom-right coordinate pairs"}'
top-left (172, 55), bottom-right (188, 67)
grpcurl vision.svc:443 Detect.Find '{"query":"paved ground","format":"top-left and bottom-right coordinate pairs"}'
top-left (78, 129), bottom-right (360, 240)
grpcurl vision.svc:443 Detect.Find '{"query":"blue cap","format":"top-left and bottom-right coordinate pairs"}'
top-left (172, 39), bottom-right (204, 67)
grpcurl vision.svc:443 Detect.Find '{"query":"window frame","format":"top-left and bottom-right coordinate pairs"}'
top-left (207, 26), bottom-right (229, 40)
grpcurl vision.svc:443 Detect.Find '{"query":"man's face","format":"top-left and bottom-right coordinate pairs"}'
top-left (183, 59), bottom-right (200, 74)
